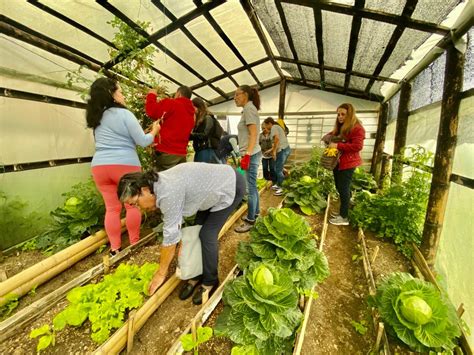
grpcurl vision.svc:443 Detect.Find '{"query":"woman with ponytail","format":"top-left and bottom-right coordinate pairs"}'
top-left (117, 163), bottom-right (245, 304)
top-left (322, 103), bottom-right (365, 226)
top-left (87, 77), bottom-right (160, 255)
top-left (233, 85), bottom-right (262, 233)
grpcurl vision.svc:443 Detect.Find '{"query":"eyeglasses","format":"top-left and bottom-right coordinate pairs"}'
top-left (128, 194), bottom-right (141, 207)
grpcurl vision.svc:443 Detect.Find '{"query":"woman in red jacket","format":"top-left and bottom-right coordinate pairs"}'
top-left (324, 103), bottom-right (365, 226)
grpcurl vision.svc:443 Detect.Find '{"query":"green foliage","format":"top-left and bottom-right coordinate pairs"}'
top-left (215, 262), bottom-right (303, 354)
top-left (284, 175), bottom-right (327, 215)
top-left (0, 190), bottom-right (48, 251)
top-left (30, 263), bottom-right (158, 351)
top-left (370, 272), bottom-right (461, 352)
top-left (180, 326), bottom-right (213, 354)
top-left (351, 167), bottom-right (377, 192)
top-left (231, 344), bottom-right (259, 355)
top-left (0, 293), bottom-right (19, 320)
top-left (29, 324), bottom-right (55, 353)
top-left (35, 180), bottom-right (105, 254)
top-left (349, 146), bottom-right (432, 256)
top-left (256, 178), bottom-right (267, 191)
top-left (351, 319), bottom-right (368, 335)
top-left (283, 147), bottom-right (335, 196)
top-left (236, 208), bottom-right (330, 291)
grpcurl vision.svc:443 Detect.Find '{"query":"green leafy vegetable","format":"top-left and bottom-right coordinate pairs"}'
top-left (370, 272), bottom-right (461, 352)
top-left (180, 326), bottom-right (213, 354)
top-left (236, 208), bottom-right (329, 290)
top-left (351, 320), bottom-right (368, 335)
top-left (215, 262), bottom-right (303, 354)
top-left (285, 175), bottom-right (327, 215)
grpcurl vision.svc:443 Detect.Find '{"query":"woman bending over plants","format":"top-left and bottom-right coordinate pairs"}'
top-left (117, 163), bottom-right (245, 305)
top-left (322, 103), bottom-right (365, 226)
top-left (86, 77), bottom-right (161, 255)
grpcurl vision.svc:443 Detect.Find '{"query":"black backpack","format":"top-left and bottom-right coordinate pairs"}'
top-left (209, 115), bottom-right (224, 149)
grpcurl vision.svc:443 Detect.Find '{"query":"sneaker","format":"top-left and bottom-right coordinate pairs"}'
top-left (241, 215), bottom-right (258, 223)
top-left (271, 184), bottom-right (279, 190)
top-left (330, 211), bottom-right (340, 218)
top-left (235, 220), bottom-right (254, 233)
top-left (109, 249), bottom-right (120, 258)
top-left (273, 188), bottom-right (284, 196)
top-left (329, 215), bottom-right (349, 226)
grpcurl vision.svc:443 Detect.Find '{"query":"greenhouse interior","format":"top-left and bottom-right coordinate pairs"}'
top-left (0, 0), bottom-right (473, 353)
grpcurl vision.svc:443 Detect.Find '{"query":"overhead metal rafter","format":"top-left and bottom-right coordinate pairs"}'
top-left (274, 56), bottom-right (398, 83)
top-left (209, 78), bottom-right (282, 106)
top-left (285, 77), bottom-right (383, 102)
top-left (151, 0), bottom-right (239, 88)
top-left (281, 0), bottom-right (450, 35)
top-left (193, 0), bottom-right (262, 88)
top-left (313, 6), bottom-right (325, 84)
top-left (26, 0), bottom-right (188, 96)
top-left (343, 0), bottom-right (365, 93)
top-left (274, 0), bottom-right (306, 83)
top-left (97, 0), bottom-right (227, 100)
top-left (364, 0), bottom-right (418, 94)
top-left (240, 0), bottom-right (284, 79)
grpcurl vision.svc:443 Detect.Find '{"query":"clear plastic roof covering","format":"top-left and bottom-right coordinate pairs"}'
top-left (1, 0), bottom-right (469, 105)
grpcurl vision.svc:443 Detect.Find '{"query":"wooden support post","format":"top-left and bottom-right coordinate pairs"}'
top-left (371, 245), bottom-right (380, 265)
top-left (421, 43), bottom-right (464, 266)
top-left (127, 310), bottom-right (137, 354)
top-left (391, 81), bottom-right (411, 185)
top-left (379, 153), bottom-right (391, 190)
top-left (278, 78), bottom-right (287, 120)
top-left (371, 103), bottom-right (388, 181)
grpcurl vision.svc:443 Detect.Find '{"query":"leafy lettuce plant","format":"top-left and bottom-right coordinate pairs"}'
top-left (35, 179), bottom-right (105, 254)
top-left (236, 208), bottom-right (329, 290)
top-left (30, 263), bottom-right (158, 350)
top-left (215, 262), bottom-right (303, 354)
top-left (370, 272), bottom-right (461, 352)
top-left (284, 175), bottom-right (327, 215)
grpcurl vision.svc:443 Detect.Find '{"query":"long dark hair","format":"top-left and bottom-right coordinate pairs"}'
top-left (239, 85), bottom-right (261, 110)
top-left (192, 97), bottom-right (210, 125)
top-left (86, 77), bottom-right (125, 129)
top-left (117, 171), bottom-right (159, 202)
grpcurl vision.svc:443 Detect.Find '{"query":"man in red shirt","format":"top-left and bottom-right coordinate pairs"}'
top-left (145, 86), bottom-right (195, 171)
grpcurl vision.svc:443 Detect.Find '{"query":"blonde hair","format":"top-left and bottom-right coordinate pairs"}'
top-left (332, 103), bottom-right (361, 138)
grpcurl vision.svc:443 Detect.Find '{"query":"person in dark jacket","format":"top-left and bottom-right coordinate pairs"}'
top-left (323, 103), bottom-right (365, 226)
top-left (190, 97), bottom-right (219, 163)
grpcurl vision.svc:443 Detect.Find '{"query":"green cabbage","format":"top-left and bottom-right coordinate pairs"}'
top-left (371, 272), bottom-right (461, 352)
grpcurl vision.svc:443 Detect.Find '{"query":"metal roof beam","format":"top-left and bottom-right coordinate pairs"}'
top-left (344, 0), bottom-right (365, 93)
top-left (193, 0), bottom-right (262, 87)
top-left (275, 56), bottom-right (398, 83)
top-left (151, 0), bottom-right (239, 88)
top-left (281, 0), bottom-right (450, 35)
top-left (240, 0), bottom-right (285, 80)
top-left (364, 0), bottom-right (418, 93)
top-left (313, 7), bottom-right (325, 84)
top-left (275, 0), bottom-right (306, 83)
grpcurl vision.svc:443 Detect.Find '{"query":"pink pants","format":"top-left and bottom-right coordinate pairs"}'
top-left (92, 165), bottom-right (142, 251)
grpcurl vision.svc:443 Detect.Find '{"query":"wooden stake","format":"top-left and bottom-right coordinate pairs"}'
top-left (457, 303), bottom-right (465, 318)
top-left (103, 255), bottom-right (110, 275)
top-left (374, 322), bottom-right (384, 352)
top-left (371, 246), bottom-right (380, 265)
top-left (127, 310), bottom-right (137, 354)
top-left (421, 43), bottom-right (465, 266)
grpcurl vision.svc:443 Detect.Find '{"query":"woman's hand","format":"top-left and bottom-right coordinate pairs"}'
top-left (150, 120), bottom-right (161, 137)
top-left (148, 271), bottom-right (166, 295)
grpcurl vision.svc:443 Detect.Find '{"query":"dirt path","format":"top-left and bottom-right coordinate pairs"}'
top-left (301, 209), bottom-right (375, 354)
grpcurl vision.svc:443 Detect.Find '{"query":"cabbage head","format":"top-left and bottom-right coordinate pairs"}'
top-left (371, 272), bottom-right (461, 352)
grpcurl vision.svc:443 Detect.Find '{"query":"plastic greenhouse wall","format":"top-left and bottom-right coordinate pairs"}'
top-left (384, 43), bottom-right (474, 346)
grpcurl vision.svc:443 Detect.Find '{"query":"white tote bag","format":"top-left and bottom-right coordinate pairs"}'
top-left (176, 225), bottom-right (203, 280)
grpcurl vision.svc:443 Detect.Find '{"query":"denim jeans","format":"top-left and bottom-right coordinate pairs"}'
top-left (275, 146), bottom-right (291, 186)
top-left (246, 151), bottom-right (262, 221)
top-left (262, 158), bottom-right (276, 183)
top-left (194, 149), bottom-right (220, 164)
top-left (333, 167), bottom-right (355, 218)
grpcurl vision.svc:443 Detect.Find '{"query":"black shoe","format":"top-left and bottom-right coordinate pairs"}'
top-left (109, 249), bottom-right (120, 258)
top-left (192, 283), bottom-right (219, 305)
top-left (179, 281), bottom-right (201, 300)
